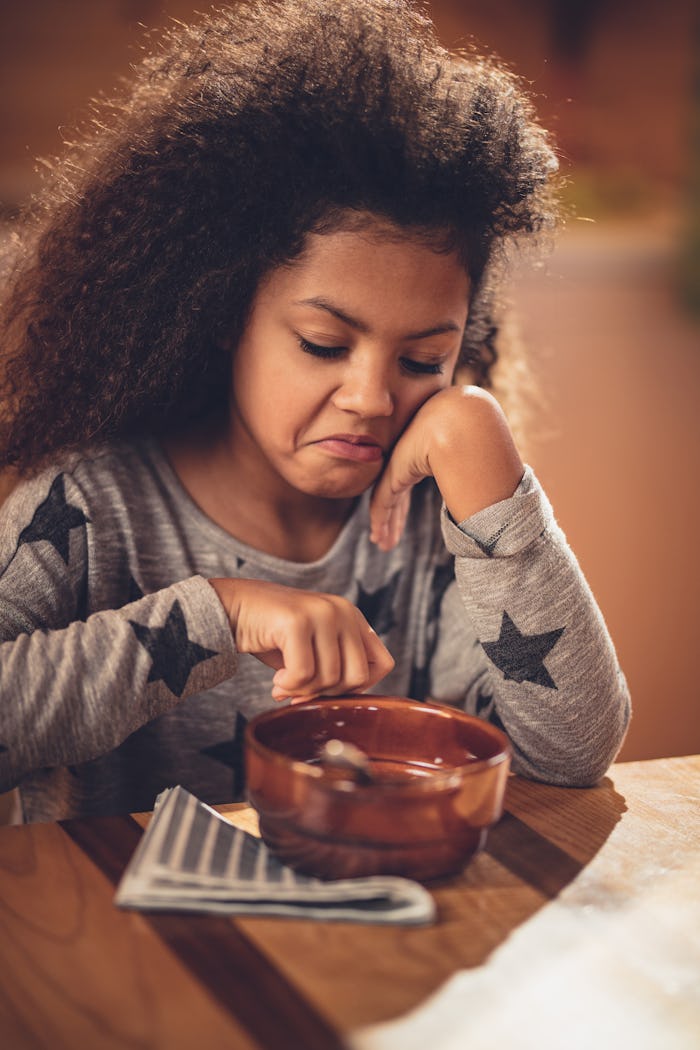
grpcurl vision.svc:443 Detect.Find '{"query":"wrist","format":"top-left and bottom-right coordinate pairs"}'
top-left (440, 461), bottom-right (523, 522)
top-left (208, 577), bottom-right (242, 630)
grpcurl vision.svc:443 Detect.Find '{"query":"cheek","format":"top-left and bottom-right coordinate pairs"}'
top-left (397, 375), bottom-right (452, 424)
top-left (264, 378), bottom-right (327, 443)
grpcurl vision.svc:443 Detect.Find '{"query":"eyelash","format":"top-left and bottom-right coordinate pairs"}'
top-left (297, 337), bottom-right (444, 376)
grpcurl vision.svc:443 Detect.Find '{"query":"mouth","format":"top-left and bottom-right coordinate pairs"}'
top-left (313, 433), bottom-right (385, 464)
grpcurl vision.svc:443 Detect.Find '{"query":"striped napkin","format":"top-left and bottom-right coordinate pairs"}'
top-left (115, 786), bottom-right (436, 924)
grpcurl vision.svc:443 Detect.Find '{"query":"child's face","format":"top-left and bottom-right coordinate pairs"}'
top-left (228, 218), bottom-right (470, 502)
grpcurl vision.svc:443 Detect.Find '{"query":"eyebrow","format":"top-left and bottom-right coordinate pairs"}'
top-left (294, 296), bottom-right (462, 340)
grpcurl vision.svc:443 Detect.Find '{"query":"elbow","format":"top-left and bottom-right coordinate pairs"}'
top-left (510, 680), bottom-right (632, 788)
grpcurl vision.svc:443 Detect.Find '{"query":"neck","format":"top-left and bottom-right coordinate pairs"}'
top-left (163, 425), bottom-right (357, 563)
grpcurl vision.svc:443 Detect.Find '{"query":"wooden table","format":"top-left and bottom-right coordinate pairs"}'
top-left (1, 756), bottom-right (698, 1050)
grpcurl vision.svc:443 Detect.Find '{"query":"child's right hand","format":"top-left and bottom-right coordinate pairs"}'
top-left (208, 578), bottom-right (394, 702)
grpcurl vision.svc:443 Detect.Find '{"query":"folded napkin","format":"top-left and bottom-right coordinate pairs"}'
top-left (115, 785), bottom-right (436, 925)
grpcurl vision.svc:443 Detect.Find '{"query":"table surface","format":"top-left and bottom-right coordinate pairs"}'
top-left (1, 755), bottom-right (699, 1050)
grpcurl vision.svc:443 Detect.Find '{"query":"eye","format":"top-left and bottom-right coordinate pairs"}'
top-left (400, 357), bottom-right (445, 376)
top-left (298, 337), bottom-right (345, 360)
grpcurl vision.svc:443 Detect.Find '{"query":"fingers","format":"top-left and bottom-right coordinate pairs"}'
top-left (370, 425), bottom-right (428, 551)
top-left (270, 605), bottom-right (346, 700)
top-left (337, 611), bottom-right (394, 695)
top-left (211, 578), bottom-right (395, 703)
top-left (269, 620), bottom-right (317, 700)
top-left (370, 487), bottom-right (411, 552)
top-left (361, 619), bottom-right (396, 687)
top-left (267, 596), bottom-right (394, 702)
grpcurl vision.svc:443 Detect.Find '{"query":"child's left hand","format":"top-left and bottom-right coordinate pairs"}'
top-left (369, 385), bottom-right (524, 551)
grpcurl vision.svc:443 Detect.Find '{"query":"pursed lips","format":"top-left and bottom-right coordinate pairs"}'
top-left (313, 433), bottom-right (385, 463)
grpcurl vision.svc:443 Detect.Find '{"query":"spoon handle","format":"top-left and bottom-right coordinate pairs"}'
top-left (319, 739), bottom-right (375, 785)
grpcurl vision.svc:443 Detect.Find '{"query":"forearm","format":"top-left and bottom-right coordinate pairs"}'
top-left (441, 468), bottom-right (631, 785)
top-left (0, 576), bottom-right (237, 791)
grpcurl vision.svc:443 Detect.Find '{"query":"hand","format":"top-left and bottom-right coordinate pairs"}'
top-left (370, 385), bottom-right (524, 551)
top-left (209, 578), bottom-right (394, 701)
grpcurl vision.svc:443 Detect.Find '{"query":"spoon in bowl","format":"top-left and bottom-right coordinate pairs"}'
top-left (318, 739), bottom-right (375, 786)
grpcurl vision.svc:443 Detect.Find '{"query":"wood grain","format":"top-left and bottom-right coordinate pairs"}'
top-left (1, 758), bottom-right (697, 1048)
top-left (0, 820), bottom-right (256, 1050)
top-left (233, 758), bottom-right (699, 1032)
top-left (61, 814), bottom-right (344, 1050)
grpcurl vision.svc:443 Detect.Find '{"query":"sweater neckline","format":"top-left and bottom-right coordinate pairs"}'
top-left (143, 439), bottom-right (371, 576)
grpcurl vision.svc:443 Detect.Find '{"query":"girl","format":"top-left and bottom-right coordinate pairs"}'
top-left (0, 0), bottom-right (629, 822)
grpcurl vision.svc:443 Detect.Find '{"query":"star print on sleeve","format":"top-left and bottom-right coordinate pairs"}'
top-left (16, 474), bottom-right (90, 565)
top-left (460, 520), bottom-right (509, 558)
top-left (128, 599), bottom-right (218, 698)
top-left (481, 611), bottom-right (565, 690)
top-left (356, 569), bottom-right (402, 636)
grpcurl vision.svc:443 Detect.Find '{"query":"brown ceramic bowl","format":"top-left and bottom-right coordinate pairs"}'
top-left (245, 695), bottom-right (511, 881)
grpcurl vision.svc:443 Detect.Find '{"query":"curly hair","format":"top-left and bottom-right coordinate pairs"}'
top-left (0, 0), bottom-right (559, 473)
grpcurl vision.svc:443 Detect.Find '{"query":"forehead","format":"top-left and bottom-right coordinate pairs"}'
top-left (257, 221), bottom-right (471, 329)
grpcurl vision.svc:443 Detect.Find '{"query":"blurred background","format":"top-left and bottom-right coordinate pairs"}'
top-left (0, 0), bottom-right (698, 763)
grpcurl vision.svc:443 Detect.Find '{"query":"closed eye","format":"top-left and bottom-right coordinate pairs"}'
top-left (298, 337), bottom-right (345, 359)
top-left (298, 336), bottom-right (445, 376)
top-left (400, 357), bottom-right (445, 376)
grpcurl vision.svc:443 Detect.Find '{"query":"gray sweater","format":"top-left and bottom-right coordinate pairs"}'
top-left (0, 440), bottom-right (630, 821)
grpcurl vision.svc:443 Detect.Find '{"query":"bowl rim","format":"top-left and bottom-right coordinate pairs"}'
top-left (245, 695), bottom-right (512, 792)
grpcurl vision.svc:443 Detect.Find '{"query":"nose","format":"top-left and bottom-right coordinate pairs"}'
top-left (332, 356), bottom-right (394, 418)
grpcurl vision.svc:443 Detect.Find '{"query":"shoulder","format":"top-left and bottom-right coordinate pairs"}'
top-left (0, 441), bottom-right (166, 541)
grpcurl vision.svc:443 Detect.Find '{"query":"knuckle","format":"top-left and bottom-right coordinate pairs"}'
top-left (350, 672), bottom-right (371, 692)
top-left (282, 606), bottom-right (309, 631)
top-left (316, 602), bottom-right (340, 627)
top-left (320, 663), bottom-right (342, 688)
top-left (292, 667), bottom-right (315, 687)
top-left (329, 594), bottom-right (354, 617)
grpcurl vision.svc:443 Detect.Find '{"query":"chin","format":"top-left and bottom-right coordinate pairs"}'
top-left (296, 467), bottom-right (380, 501)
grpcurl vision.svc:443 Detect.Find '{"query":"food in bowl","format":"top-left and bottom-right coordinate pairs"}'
top-left (245, 695), bottom-right (511, 880)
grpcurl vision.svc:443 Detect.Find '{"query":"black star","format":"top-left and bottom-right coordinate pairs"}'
top-left (17, 474), bottom-right (90, 564)
top-left (461, 521), bottom-right (509, 558)
top-left (427, 562), bottom-right (454, 624)
top-left (356, 569), bottom-right (402, 636)
top-left (489, 707), bottom-right (507, 733)
top-left (475, 686), bottom-right (494, 716)
top-left (201, 711), bottom-right (248, 800)
top-left (128, 599), bottom-right (218, 697)
top-left (407, 663), bottom-right (430, 701)
top-left (127, 575), bottom-right (145, 603)
top-left (404, 563), bottom-right (454, 701)
top-left (474, 686), bottom-right (506, 731)
top-left (481, 611), bottom-right (565, 690)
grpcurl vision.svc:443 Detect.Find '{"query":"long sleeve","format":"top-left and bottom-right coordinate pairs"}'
top-left (0, 442), bottom-right (632, 819)
top-left (0, 470), bottom-right (237, 794)
top-left (434, 466), bottom-right (631, 786)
